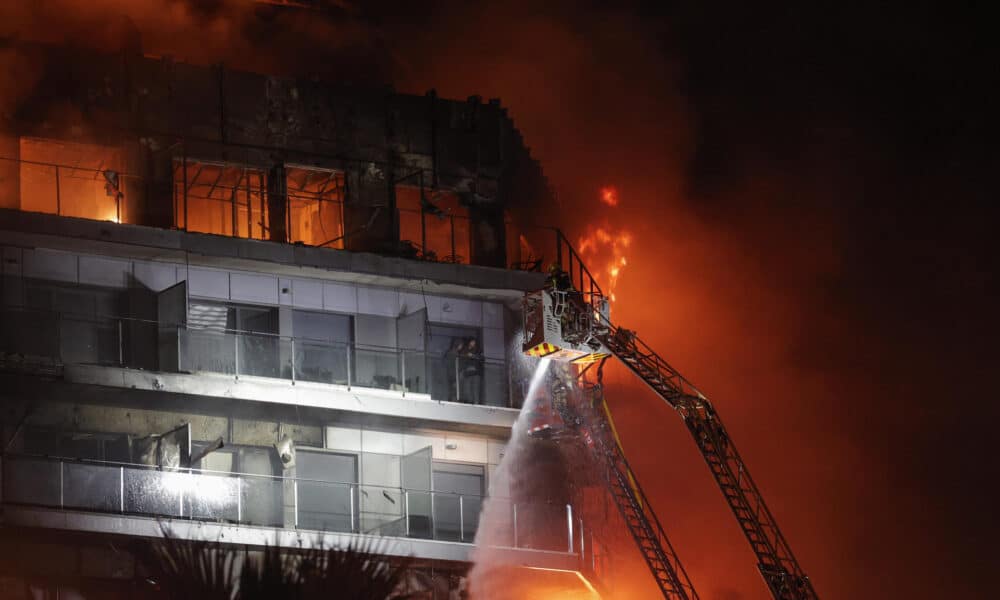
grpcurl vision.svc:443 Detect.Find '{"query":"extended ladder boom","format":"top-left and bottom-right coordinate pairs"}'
top-left (572, 383), bottom-right (699, 600)
top-left (600, 325), bottom-right (819, 600)
top-left (523, 233), bottom-right (818, 598)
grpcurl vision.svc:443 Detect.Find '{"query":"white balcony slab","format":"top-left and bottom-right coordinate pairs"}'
top-left (0, 505), bottom-right (582, 571)
top-left (62, 364), bottom-right (520, 433)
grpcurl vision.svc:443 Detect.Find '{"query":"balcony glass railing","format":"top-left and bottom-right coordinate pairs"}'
top-left (1, 454), bottom-right (577, 552)
top-left (176, 328), bottom-right (511, 406)
top-left (0, 307), bottom-right (518, 408)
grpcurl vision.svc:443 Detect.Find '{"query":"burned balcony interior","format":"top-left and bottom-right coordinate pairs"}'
top-left (0, 42), bottom-right (558, 272)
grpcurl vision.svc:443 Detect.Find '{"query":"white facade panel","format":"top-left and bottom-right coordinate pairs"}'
top-left (278, 278), bottom-right (293, 306)
top-left (323, 282), bottom-right (357, 314)
top-left (483, 327), bottom-right (505, 360)
top-left (132, 261), bottom-right (178, 292)
top-left (415, 294), bottom-right (483, 327)
top-left (188, 267), bottom-right (229, 299)
top-left (325, 426), bottom-right (362, 452)
top-left (22, 248), bottom-right (77, 283)
top-left (443, 434), bottom-right (488, 464)
top-left (439, 297), bottom-right (482, 327)
top-left (362, 429), bottom-right (403, 455)
top-left (78, 255), bottom-right (129, 288)
top-left (482, 301), bottom-right (504, 329)
top-left (417, 294), bottom-right (445, 322)
top-left (230, 272), bottom-right (278, 305)
top-left (292, 278), bottom-right (323, 309)
top-left (357, 286), bottom-right (399, 317)
top-left (402, 432), bottom-right (442, 456)
top-left (398, 291), bottom-right (427, 315)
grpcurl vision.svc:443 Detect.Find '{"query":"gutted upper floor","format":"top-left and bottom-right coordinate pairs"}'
top-left (0, 42), bottom-right (563, 273)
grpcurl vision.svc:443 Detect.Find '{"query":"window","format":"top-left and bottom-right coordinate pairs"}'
top-left (187, 301), bottom-right (278, 334)
top-left (22, 428), bottom-right (129, 463)
top-left (292, 310), bottom-right (352, 384)
top-left (427, 324), bottom-right (481, 403)
top-left (174, 160), bottom-right (267, 239)
top-left (297, 450), bottom-right (359, 532)
top-left (433, 462), bottom-right (484, 542)
top-left (173, 161), bottom-right (345, 247)
top-left (286, 166), bottom-right (345, 248)
top-left (19, 137), bottom-right (124, 223)
top-left (353, 314), bottom-right (401, 390)
top-left (238, 447), bottom-right (283, 527)
top-left (185, 302), bottom-right (280, 377)
top-left (396, 185), bottom-right (471, 264)
top-left (15, 280), bottom-right (123, 364)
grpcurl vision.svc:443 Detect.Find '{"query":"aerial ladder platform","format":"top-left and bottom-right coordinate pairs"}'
top-left (521, 237), bottom-right (818, 600)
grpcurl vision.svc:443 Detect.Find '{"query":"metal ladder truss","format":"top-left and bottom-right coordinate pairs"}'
top-left (577, 384), bottom-right (700, 600)
top-left (600, 323), bottom-right (819, 600)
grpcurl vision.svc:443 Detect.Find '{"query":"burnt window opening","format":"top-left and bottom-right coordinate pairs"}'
top-left (172, 160), bottom-right (345, 248)
top-left (173, 160), bottom-right (268, 239)
top-left (17, 137), bottom-right (125, 224)
top-left (396, 185), bottom-right (471, 264)
top-left (286, 165), bottom-right (346, 248)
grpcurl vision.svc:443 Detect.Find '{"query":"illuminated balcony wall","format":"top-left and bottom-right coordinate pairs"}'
top-left (18, 137), bottom-right (124, 223)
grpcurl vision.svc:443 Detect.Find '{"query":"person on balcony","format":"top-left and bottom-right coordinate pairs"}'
top-left (459, 338), bottom-right (484, 405)
top-left (445, 338), bottom-right (464, 402)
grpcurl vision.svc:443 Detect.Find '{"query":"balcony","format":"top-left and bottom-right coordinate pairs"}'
top-left (176, 328), bottom-right (511, 406)
top-left (1, 453), bottom-right (579, 555)
top-left (0, 307), bottom-right (519, 409)
top-left (1, 144), bottom-right (581, 278)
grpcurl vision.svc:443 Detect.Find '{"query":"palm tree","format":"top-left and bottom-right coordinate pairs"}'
top-left (134, 528), bottom-right (418, 600)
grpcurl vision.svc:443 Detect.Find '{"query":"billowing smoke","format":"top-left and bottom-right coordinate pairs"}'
top-left (0, 1), bottom-right (386, 77)
top-left (2, 2), bottom-right (993, 598)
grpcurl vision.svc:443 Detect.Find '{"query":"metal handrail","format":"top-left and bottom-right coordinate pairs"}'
top-left (1, 452), bottom-right (579, 551)
top-left (0, 305), bottom-right (504, 364)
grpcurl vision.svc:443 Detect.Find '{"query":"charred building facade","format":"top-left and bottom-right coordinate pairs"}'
top-left (0, 42), bottom-right (598, 598)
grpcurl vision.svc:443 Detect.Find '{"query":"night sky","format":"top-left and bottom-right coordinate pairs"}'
top-left (3, 2), bottom-right (997, 598)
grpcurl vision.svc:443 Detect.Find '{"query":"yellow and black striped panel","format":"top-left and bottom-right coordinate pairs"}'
top-left (524, 342), bottom-right (559, 357)
top-left (572, 352), bottom-right (610, 365)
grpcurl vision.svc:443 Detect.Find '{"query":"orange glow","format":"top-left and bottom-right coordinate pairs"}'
top-left (578, 188), bottom-right (632, 302)
top-left (473, 565), bottom-right (603, 599)
top-left (600, 186), bottom-right (619, 207)
top-left (18, 137), bottom-right (123, 223)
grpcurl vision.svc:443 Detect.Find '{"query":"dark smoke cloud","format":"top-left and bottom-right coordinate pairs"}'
top-left (1, 1), bottom-right (390, 83)
top-left (3, 2), bottom-right (996, 598)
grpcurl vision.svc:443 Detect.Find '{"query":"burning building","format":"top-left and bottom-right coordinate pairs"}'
top-left (0, 39), bottom-right (605, 598)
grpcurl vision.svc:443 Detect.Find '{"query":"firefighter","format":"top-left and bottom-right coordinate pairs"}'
top-left (547, 263), bottom-right (572, 291)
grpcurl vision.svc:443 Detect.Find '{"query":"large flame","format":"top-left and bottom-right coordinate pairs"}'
top-left (577, 186), bottom-right (631, 303)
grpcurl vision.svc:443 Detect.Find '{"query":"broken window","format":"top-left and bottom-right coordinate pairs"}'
top-left (173, 160), bottom-right (267, 239)
top-left (396, 185), bottom-right (471, 264)
top-left (286, 165), bottom-right (345, 248)
top-left (18, 137), bottom-right (124, 223)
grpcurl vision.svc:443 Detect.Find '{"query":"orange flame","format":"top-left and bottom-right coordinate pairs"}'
top-left (578, 187), bottom-right (631, 303)
top-left (600, 186), bottom-right (619, 207)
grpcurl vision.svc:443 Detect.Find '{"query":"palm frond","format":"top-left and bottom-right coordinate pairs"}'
top-left (132, 525), bottom-right (236, 600)
top-left (133, 527), bottom-right (419, 600)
